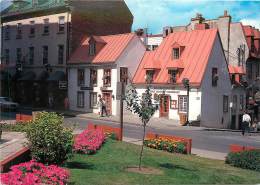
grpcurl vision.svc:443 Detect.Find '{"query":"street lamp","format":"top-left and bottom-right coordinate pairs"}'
top-left (182, 78), bottom-right (190, 126)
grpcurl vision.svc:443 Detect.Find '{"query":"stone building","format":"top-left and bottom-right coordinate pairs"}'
top-left (1, 0), bottom-right (133, 108)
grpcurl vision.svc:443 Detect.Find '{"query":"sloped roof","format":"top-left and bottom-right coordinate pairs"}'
top-left (228, 65), bottom-right (246, 74)
top-left (69, 33), bottom-right (135, 64)
top-left (133, 29), bottom-right (219, 86)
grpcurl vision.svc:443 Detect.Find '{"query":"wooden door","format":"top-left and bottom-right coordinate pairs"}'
top-left (160, 95), bottom-right (169, 118)
top-left (102, 91), bottom-right (112, 115)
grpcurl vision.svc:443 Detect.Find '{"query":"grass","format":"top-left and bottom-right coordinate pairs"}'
top-left (64, 139), bottom-right (260, 185)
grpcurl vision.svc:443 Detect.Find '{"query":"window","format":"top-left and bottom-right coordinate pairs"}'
top-left (172, 48), bottom-right (179, 59)
top-left (240, 95), bottom-right (244, 111)
top-left (178, 95), bottom-right (188, 113)
top-left (251, 36), bottom-right (255, 52)
top-left (212, 68), bottom-right (218, 86)
top-left (29, 21), bottom-right (35, 37)
top-left (16, 23), bottom-right (22, 39)
top-left (247, 63), bottom-right (252, 80)
top-left (29, 47), bottom-right (34, 65)
top-left (152, 45), bottom-right (158, 50)
top-left (58, 16), bottom-right (65, 32)
top-left (43, 19), bottom-right (49, 34)
top-left (90, 69), bottom-right (97, 86)
top-left (42, 46), bottom-right (48, 64)
top-left (223, 95), bottom-right (229, 113)
top-left (78, 69), bottom-right (85, 86)
top-left (77, 91), bottom-right (84, 108)
top-left (89, 43), bottom-right (96, 56)
top-left (4, 49), bottom-right (9, 64)
top-left (103, 69), bottom-right (111, 86)
top-left (168, 70), bottom-right (177, 83)
top-left (120, 67), bottom-right (128, 84)
top-left (256, 63), bottom-right (259, 78)
top-left (90, 92), bottom-right (97, 108)
top-left (16, 48), bottom-right (22, 64)
top-left (5, 25), bottom-right (10, 40)
top-left (145, 70), bottom-right (154, 83)
top-left (58, 45), bottom-right (64, 64)
top-left (231, 74), bottom-right (235, 84)
top-left (232, 95), bottom-right (237, 112)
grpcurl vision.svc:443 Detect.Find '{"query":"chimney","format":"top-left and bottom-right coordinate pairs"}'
top-left (224, 10), bottom-right (228, 17)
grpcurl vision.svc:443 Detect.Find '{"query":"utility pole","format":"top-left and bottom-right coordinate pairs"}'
top-left (117, 81), bottom-right (125, 141)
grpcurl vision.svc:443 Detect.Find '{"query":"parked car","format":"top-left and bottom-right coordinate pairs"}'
top-left (0, 97), bottom-right (19, 111)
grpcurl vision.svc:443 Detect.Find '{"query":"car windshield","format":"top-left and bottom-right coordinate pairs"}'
top-left (0, 97), bottom-right (10, 102)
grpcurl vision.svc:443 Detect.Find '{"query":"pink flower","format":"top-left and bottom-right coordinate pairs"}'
top-left (0, 160), bottom-right (70, 185)
top-left (73, 129), bottom-right (105, 154)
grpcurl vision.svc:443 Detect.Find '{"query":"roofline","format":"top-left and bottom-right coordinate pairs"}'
top-left (132, 82), bottom-right (201, 88)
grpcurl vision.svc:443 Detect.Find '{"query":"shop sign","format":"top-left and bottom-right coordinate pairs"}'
top-left (59, 81), bottom-right (67, 89)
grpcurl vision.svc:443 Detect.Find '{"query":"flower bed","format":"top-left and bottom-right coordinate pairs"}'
top-left (73, 129), bottom-right (105, 154)
top-left (87, 123), bottom-right (121, 140)
top-left (144, 137), bottom-right (187, 154)
top-left (0, 160), bottom-right (70, 185)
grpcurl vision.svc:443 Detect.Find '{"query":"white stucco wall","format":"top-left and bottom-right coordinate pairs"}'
top-left (135, 87), bottom-right (202, 121)
top-left (68, 35), bottom-right (146, 115)
top-left (200, 35), bottom-right (232, 128)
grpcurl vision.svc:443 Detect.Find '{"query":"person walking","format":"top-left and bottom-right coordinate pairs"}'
top-left (99, 95), bottom-right (108, 117)
top-left (242, 111), bottom-right (251, 136)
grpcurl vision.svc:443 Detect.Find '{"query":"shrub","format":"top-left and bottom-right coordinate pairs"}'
top-left (0, 160), bottom-right (70, 185)
top-left (26, 112), bottom-right (73, 165)
top-left (73, 129), bottom-right (105, 154)
top-left (225, 149), bottom-right (260, 171)
top-left (144, 137), bottom-right (187, 154)
top-left (1, 121), bottom-right (29, 132)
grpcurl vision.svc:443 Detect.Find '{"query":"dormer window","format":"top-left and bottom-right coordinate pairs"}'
top-left (173, 48), bottom-right (180, 59)
top-left (145, 70), bottom-right (155, 83)
top-left (168, 70), bottom-right (178, 83)
top-left (89, 43), bottom-right (96, 56)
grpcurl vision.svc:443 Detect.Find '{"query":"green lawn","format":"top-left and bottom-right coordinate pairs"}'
top-left (64, 140), bottom-right (260, 185)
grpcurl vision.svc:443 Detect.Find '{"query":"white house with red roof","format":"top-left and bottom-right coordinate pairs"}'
top-left (133, 29), bottom-right (238, 128)
top-left (67, 33), bottom-right (146, 115)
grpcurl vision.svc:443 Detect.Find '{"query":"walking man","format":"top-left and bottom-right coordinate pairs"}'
top-left (99, 95), bottom-right (108, 117)
top-left (242, 111), bottom-right (251, 136)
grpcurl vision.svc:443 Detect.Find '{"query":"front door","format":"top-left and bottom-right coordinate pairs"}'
top-left (102, 91), bottom-right (112, 115)
top-left (160, 95), bottom-right (169, 118)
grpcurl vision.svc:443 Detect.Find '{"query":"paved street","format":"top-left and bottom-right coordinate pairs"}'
top-left (64, 116), bottom-right (260, 159)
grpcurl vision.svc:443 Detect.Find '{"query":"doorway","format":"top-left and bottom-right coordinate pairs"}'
top-left (159, 95), bottom-right (170, 118)
top-left (102, 91), bottom-right (112, 115)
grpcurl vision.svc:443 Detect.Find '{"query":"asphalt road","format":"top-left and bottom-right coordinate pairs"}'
top-left (64, 117), bottom-right (260, 154)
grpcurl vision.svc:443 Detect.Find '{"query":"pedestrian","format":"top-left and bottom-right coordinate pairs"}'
top-left (64, 97), bottom-right (69, 110)
top-left (99, 95), bottom-right (108, 117)
top-left (48, 94), bottom-right (54, 109)
top-left (242, 110), bottom-right (251, 136)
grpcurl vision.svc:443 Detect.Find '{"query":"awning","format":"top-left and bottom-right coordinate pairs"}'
top-left (47, 71), bottom-right (65, 81)
top-left (35, 71), bottom-right (49, 81)
top-left (18, 71), bottom-right (36, 81)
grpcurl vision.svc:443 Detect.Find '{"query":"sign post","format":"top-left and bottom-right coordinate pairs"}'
top-left (117, 82), bottom-right (125, 141)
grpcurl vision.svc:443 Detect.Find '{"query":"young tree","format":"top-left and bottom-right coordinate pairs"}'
top-left (125, 83), bottom-right (158, 170)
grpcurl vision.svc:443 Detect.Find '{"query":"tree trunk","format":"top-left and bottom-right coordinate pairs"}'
top-left (138, 123), bottom-right (146, 170)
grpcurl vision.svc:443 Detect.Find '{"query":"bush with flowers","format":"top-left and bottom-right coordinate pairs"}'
top-left (0, 160), bottom-right (70, 185)
top-left (73, 129), bottom-right (105, 154)
top-left (144, 137), bottom-right (187, 154)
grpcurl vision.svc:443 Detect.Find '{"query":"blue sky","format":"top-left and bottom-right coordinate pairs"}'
top-left (125, 0), bottom-right (260, 34)
top-left (1, 0), bottom-right (260, 34)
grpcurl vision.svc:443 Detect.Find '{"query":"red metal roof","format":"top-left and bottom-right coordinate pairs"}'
top-left (69, 33), bottom-right (135, 64)
top-left (228, 65), bottom-right (246, 74)
top-left (133, 29), bottom-right (218, 86)
top-left (243, 25), bottom-right (254, 36)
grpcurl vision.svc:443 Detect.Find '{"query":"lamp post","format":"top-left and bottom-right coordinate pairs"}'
top-left (182, 78), bottom-right (190, 126)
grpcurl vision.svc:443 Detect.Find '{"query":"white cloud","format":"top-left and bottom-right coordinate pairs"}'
top-left (240, 18), bottom-right (260, 29)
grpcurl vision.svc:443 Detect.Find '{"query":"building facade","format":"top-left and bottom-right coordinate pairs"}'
top-left (68, 33), bottom-right (146, 115)
top-left (133, 29), bottom-right (244, 129)
top-left (1, 0), bottom-right (133, 108)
